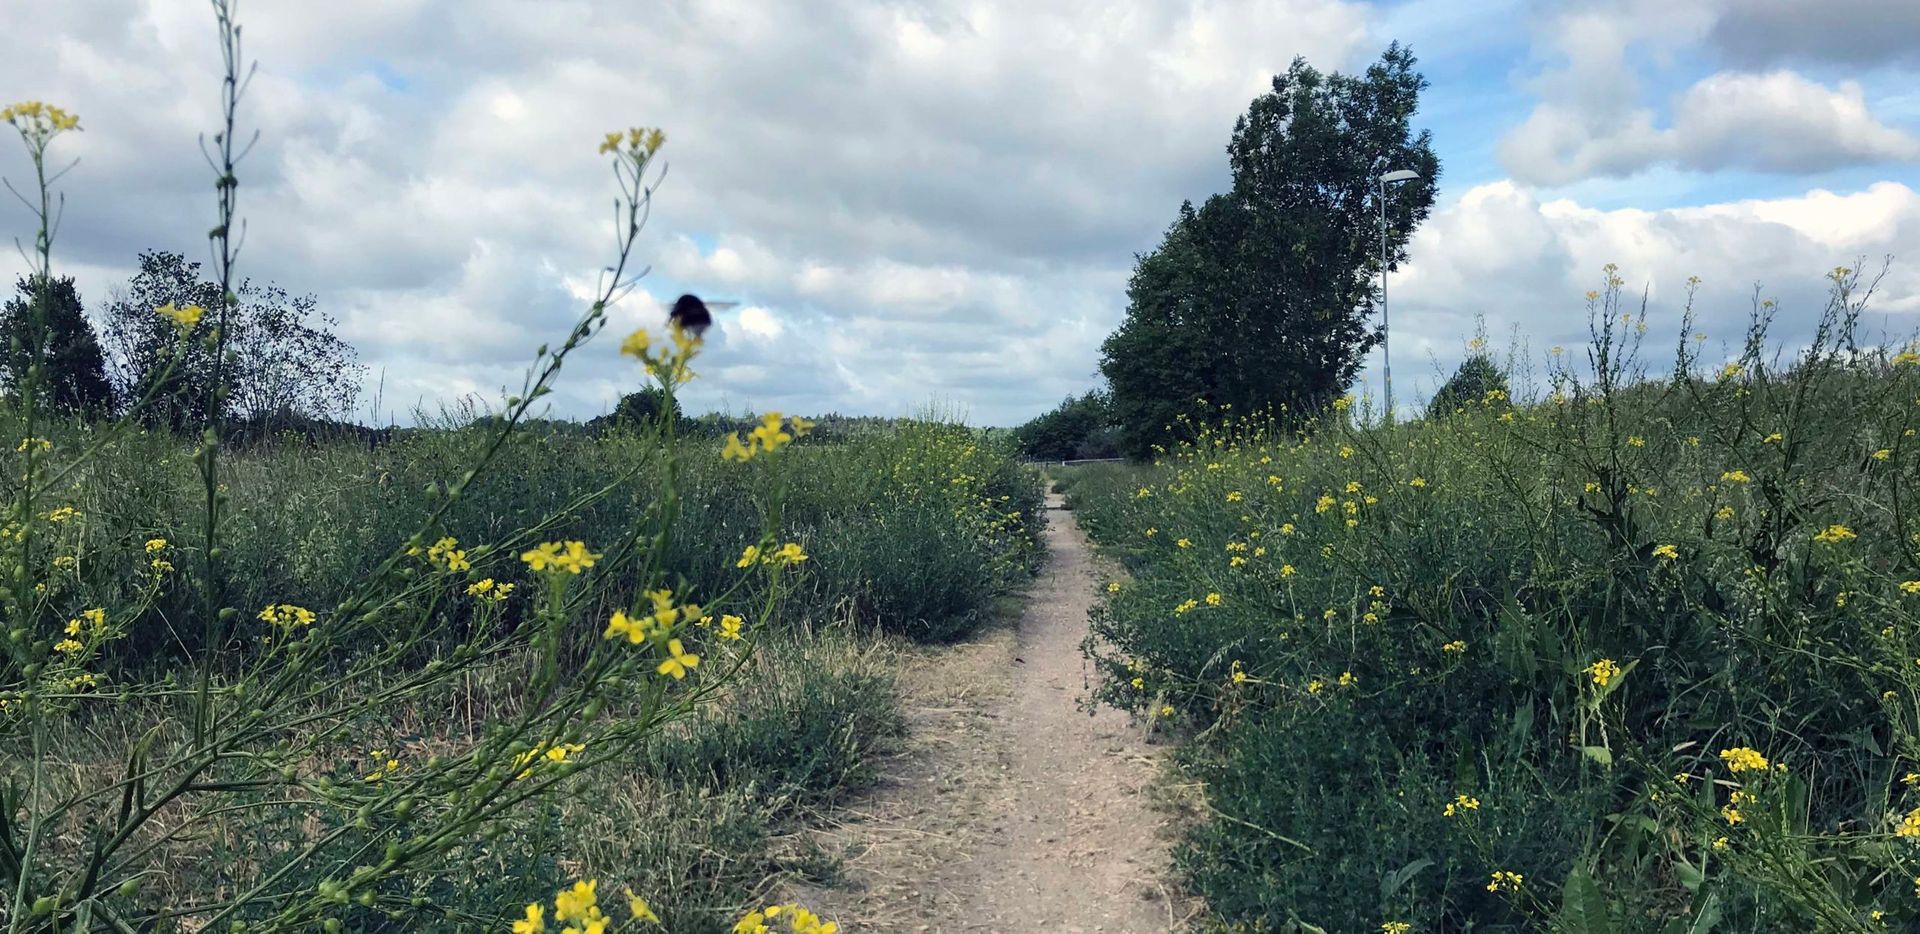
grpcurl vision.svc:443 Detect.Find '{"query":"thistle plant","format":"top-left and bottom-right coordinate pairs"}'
top-left (0, 2), bottom-right (818, 930)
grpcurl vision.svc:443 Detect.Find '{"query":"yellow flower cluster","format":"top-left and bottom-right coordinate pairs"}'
top-left (599, 125), bottom-right (666, 158)
top-left (466, 577), bottom-right (515, 602)
top-left (1721, 789), bottom-right (1754, 825)
top-left (736, 542), bottom-right (809, 568)
top-left (513, 877), bottom-right (663, 933)
top-left (722, 412), bottom-right (815, 461)
top-left (513, 742), bottom-right (586, 781)
top-left (1812, 524), bottom-right (1856, 544)
top-left (603, 590), bottom-right (714, 677)
top-left (2, 101), bottom-right (80, 146)
top-left (1895, 807), bottom-right (1920, 840)
top-left (1586, 658), bottom-right (1621, 687)
top-left (620, 320), bottom-right (702, 386)
top-left (414, 535), bottom-right (471, 572)
top-left (154, 302), bottom-right (206, 331)
top-left (522, 540), bottom-right (601, 575)
top-left (55, 608), bottom-right (106, 655)
top-left (733, 902), bottom-right (838, 934)
top-left (1718, 746), bottom-right (1769, 773)
top-left (1443, 794), bottom-right (1480, 817)
top-left (258, 603), bottom-right (316, 631)
top-left (1486, 870), bottom-right (1523, 893)
top-left (363, 749), bottom-right (401, 782)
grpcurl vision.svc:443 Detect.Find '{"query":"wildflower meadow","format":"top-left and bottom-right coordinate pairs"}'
top-left (1061, 269), bottom-right (1920, 930)
top-left (0, 4), bottom-right (1040, 931)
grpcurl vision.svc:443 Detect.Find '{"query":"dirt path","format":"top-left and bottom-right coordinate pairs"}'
top-left (790, 493), bottom-right (1190, 932)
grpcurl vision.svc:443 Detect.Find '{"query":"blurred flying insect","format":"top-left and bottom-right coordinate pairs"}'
top-left (663, 294), bottom-right (737, 338)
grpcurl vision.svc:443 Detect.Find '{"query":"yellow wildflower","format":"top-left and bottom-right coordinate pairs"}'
top-left (513, 903), bottom-right (547, 934)
top-left (554, 880), bottom-right (599, 924)
top-left (604, 609), bottom-right (650, 643)
top-left (1896, 807), bottom-right (1920, 839)
top-left (522, 540), bottom-right (600, 574)
top-left (1718, 747), bottom-right (1769, 773)
top-left (628, 890), bottom-right (661, 925)
top-left (258, 603), bottom-right (316, 631)
top-left (657, 639), bottom-right (700, 679)
top-left (154, 302), bottom-right (205, 330)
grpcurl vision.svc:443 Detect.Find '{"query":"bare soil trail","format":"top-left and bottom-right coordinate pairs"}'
top-left (790, 492), bottom-right (1192, 932)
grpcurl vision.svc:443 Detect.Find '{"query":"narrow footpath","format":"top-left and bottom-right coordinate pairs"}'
top-left (791, 492), bottom-right (1190, 932)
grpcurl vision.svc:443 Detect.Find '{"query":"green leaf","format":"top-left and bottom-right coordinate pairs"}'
top-left (1673, 857), bottom-right (1705, 893)
top-left (1581, 745), bottom-right (1614, 767)
top-left (1558, 866), bottom-right (1615, 934)
top-left (1687, 891), bottom-right (1723, 934)
top-left (1380, 858), bottom-right (1433, 902)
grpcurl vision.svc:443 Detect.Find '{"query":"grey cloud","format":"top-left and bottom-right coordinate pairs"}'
top-left (1709, 0), bottom-right (1920, 68)
top-left (1374, 180), bottom-right (1920, 414)
top-left (1501, 1), bottom-right (1919, 185)
top-left (3, 0), bottom-right (1376, 426)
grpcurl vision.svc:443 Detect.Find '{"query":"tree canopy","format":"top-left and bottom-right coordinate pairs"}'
top-left (1427, 353), bottom-right (1509, 418)
top-left (0, 274), bottom-right (114, 418)
top-left (1100, 44), bottom-right (1439, 458)
top-left (100, 250), bottom-right (364, 431)
top-left (1014, 391), bottom-right (1120, 462)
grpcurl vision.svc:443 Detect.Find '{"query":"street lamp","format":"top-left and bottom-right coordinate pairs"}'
top-left (1378, 168), bottom-right (1419, 422)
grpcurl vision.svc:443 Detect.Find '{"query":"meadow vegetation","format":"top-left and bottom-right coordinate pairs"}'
top-left (0, 5), bottom-right (1041, 931)
top-left (1063, 268), bottom-right (1920, 932)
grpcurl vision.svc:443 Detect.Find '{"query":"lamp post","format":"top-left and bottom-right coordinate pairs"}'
top-left (1378, 168), bottom-right (1419, 423)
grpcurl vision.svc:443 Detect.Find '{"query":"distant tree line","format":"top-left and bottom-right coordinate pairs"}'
top-left (1012, 390), bottom-right (1122, 462)
top-left (0, 250), bottom-right (365, 436)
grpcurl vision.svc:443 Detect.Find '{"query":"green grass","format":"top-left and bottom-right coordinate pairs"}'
top-left (1067, 279), bottom-right (1920, 931)
top-left (1, 414), bottom-right (1042, 929)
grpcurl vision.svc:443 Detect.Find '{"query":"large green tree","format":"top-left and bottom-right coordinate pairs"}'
top-left (0, 274), bottom-right (115, 417)
top-left (101, 250), bottom-right (364, 431)
top-left (1101, 44), bottom-right (1439, 458)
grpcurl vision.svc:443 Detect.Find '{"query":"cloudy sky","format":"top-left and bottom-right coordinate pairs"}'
top-left (3, 0), bottom-right (1917, 425)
